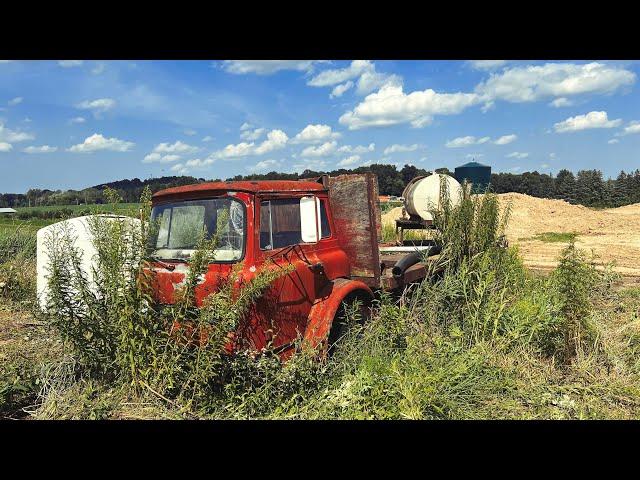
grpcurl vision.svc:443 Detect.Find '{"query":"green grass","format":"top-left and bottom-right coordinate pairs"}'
top-left (524, 232), bottom-right (578, 243)
top-left (16, 202), bottom-right (140, 215)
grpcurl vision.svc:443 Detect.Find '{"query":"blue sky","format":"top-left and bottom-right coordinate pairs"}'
top-left (1, 59), bottom-right (639, 193)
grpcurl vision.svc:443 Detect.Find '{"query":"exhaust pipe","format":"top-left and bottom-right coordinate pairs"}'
top-left (391, 245), bottom-right (442, 279)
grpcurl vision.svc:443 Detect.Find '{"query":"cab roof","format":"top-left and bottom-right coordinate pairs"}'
top-left (153, 180), bottom-right (327, 201)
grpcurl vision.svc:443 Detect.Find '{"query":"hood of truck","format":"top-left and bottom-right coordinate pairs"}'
top-left (147, 261), bottom-right (237, 306)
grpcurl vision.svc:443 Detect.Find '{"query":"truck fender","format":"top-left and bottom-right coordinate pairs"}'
top-left (302, 278), bottom-right (373, 348)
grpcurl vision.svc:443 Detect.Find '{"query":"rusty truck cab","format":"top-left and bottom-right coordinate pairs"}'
top-left (148, 179), bottom-right (371, 357)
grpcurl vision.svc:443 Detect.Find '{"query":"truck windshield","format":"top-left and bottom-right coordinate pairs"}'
top-left (149, 197), bottom-right (245, 262)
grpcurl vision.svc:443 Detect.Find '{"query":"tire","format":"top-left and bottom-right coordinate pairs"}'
top-left (327, 292), bottom-right (371, 355)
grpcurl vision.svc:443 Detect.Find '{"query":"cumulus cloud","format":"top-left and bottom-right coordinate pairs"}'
top-left (616, 121), bottom-right (640, 136)
top-left (249, 159), bottom-right (281, 172)
top-left (240, 127), bottom-right (266, 141)
top-left (330, 81), bottom-right (354, 98)
top-left (383, 144), bottom-right (421, 155)
top-left (76, 98), bottom-right (116, 114)
top-left (506, 152), bottom-right (529, 159)
top-left (69, 133), bottom-right (134, 153)
top-left (476, 62), bottom-right (636, 105)
top-left (23, 145), bottom-right (57, 153)
top-left (337, 155), bottom-right (361, 167)
top-left (153, 141), bottom-right (199, 154)
top-left (8, 97), bottom-right (23, 106)
top-left (554, 111), bottom-right (622, 133)
top-left (213, 129), bottom-right (289, 159)
top-left (183, 129), bottom-right (197, 136)
top-left (309, 60), bottom-right (401, 97)
top-left (222, 60), bottom-right (320, 75)
top-left (202, 135), bottom-right (213, 142)
top-left (494, 134), bottom-right (517, 145)
top-left (549, 97), bottom-right (573, 108)
top-left (58, 60), bottom-right (83, 67)
top-left (69, 116), bottom-right (86, 124)
top-left (608, 138), bottom-right (619, 144)
top-left (445, 136), bottom-right (490, 148)
top-left (0, 142), bottom-right (12, 152)
top-left (293, 158), bottom-right (327, 172)
top-left (468, 60), bottom-right (507, 70)
top-left (339, 83), bottom-right (480, 130)
top-left (337, 143), bottom-right (375, 154)
top-left (300, 141), bottom-right (338, 157)
top-left (0, 123), bottom-right (34, 143)
top-left (291, 124), bottom-right (340, 144)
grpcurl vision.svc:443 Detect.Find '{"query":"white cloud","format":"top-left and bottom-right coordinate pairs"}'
top-left (254, 130), bottom-right (289, 155)
top-left (300, 141), bottom-right (338, 157)
top-left (337, 143), bottom-right (375, 154)
top-left (213, 129), bottom-right (288, 159)
top-left (554, 111), bottom-right (622, 133)
top-left (476, 62), bottom-right (636, 105)
top-left (8, 97), bottom-right (23, 106)
top-left (510, 166), bottom-right (522, 172)
top-left (330, 81), bottom-right (354, 98)
top-left (383, 144), bottom-right (421, 155)
top-left (338, 155), bottom-right (361, 167)
top-left (494, 134), bottom-right (517, 145)
top-left (465, 153), bottom-right (485, 159)
top-left (445, 136), bottom-right (490, 148)
top-left (240, 122), bottom-right (253, 131)
top-left (549, 152), bottom-right (557, 159)
top-left (143, 153), bottom-right (182, 163)
top-left (0, 142), bottom-right (12, 152)
top-left (240, 127), bottom-right (266, 141)
top-left (202, 135), bottom-right (213, 142)
top-left (23, 145), bottom-right (57, 154)
top-left (309, 60), bottom-right (401, 97)
top-left (339, 83), bottom-right (480, 130)
top-left (541, 163), bottom-right (550, 169)
top-left (222, 60), bottom-right (320, 75)
top-left (468, 60), bottom-right (507, 70)
top-left (250, 159), bottom-right (281, 172)
top-left (69, 116), bottom-right (86, 124)
top-left (293, 159), bottom-right (327, 172)
top-left (291, 124), bottom-right (340, 144)
top-left (91, 63), bottom-right (106, 75)
top-left (153, 141), bottom-right (199, 154)
top-left (308, 60), bottom-right (373, 87)
top-left (507, 152), bottom-right (529, 159)
top-left (549, 97), bottom-right (573, 108)
top-left (76, 98), bottom-right (116, 114)
top-left (58, 60), bottom-right (83, 67)
top-left (69, 133), bottom-right (134, 153)
top-left (616, 121), bottom-right (640, 136)
top-left (608, 138), bottom-right (619, 144)
top-left (183, 129), bottom-right (197, 136)
top-left (0, 123), bottom-right (34, 143)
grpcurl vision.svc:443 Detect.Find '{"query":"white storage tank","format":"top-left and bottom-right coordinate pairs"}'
top-left (402, 173), bottom-right (463, 221)
top-left (36, 215), bottom-right (141, 312)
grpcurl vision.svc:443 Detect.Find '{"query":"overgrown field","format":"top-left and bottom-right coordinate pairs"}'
top-left (2, 189), bottom-right (640, 420)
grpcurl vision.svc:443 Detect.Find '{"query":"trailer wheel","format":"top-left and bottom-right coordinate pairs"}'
top-left (327, 292), bottom-right (371, 355)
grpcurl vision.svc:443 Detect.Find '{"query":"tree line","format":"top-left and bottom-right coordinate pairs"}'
top-left (2, 165), bottom-right (638, 209)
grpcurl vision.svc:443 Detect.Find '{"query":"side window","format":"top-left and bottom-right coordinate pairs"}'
top-left (260, 199), bottom-right (303, 250)
top-left (320, 199), bottom-right (331, 239)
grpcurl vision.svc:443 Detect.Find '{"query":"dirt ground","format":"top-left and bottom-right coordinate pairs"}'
top-left (381, 193), bottom-right (640, 281)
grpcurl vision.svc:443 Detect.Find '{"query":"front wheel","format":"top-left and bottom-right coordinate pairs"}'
top-left (327, 293), bottom-right (371, 355)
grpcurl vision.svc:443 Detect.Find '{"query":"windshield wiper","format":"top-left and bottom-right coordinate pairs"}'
top-left (149, 256), bottom-right (181, 271)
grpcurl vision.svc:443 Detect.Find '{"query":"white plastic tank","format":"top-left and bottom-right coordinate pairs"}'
top-left (36, 215), bottom-right (141, 312)
top-left (403, 173), bottom-right (463, 221)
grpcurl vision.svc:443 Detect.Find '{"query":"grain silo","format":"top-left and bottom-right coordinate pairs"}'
top-left (454, 161), bottom-right (491, 192)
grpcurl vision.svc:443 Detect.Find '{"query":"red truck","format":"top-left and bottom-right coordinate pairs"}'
top-left (148, 173), bottom-right (438, 357)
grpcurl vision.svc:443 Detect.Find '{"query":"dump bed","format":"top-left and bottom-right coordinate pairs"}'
top-left (327, 173), bottom-right (436, 290)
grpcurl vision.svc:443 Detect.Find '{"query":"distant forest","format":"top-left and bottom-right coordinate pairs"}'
top-left (2, 164), bottom-right (639, 209)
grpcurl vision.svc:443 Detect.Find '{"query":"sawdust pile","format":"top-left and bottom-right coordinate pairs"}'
top-left (381, 193), bottom-right (640, 278)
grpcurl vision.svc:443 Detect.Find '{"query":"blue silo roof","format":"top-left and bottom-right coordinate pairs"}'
top-left (457, 161), bottom-right (489, 168)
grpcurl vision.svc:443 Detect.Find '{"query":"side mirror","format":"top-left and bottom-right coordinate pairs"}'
top-left (300, 196), bottom-right (320, 243)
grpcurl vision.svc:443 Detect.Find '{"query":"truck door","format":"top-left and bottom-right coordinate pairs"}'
top-left (255, 196), bottom-right (327, 352)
